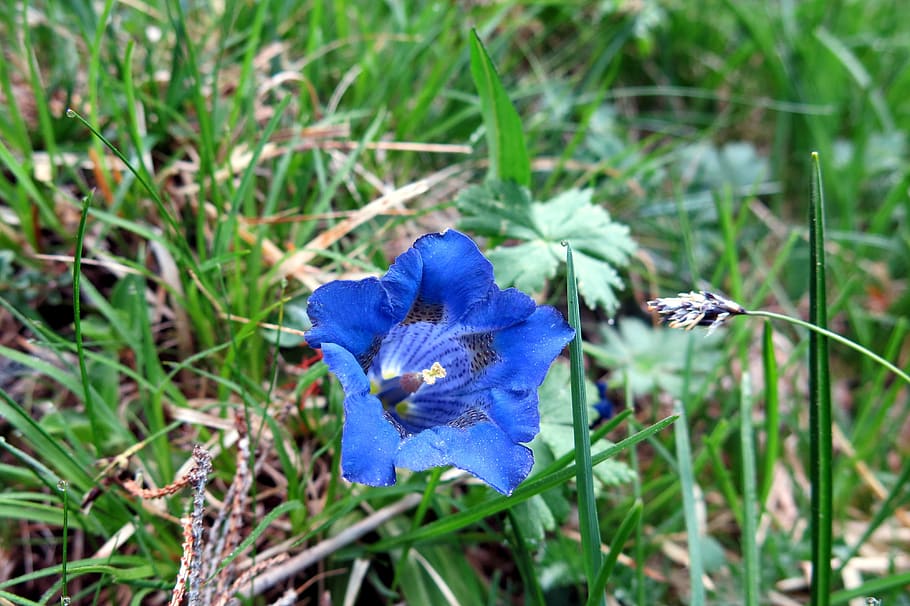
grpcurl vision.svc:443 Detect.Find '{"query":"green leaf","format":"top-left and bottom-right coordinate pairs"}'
top-left (469, 30), bottom-right (531, 186)
top-left (536, 361), bottom-right (597, 457)
top-left (510, 494), bottom-right (556, 546)
top-left (586, 318), bottom-right (721, 398)
top-left (457, 182), bottom-right (636, 313)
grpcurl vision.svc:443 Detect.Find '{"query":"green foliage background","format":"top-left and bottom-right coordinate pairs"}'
top-left (1, 1), bottom-right (908, 604)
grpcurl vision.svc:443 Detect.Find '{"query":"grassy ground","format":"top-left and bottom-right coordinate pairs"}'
top-left (1, 1), bottom-right (909, 604)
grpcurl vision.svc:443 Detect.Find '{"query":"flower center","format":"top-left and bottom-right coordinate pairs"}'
top-left (375, 362), bottom-right (447, 411)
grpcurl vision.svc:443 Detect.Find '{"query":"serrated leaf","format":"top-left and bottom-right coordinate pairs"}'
top-left (591, 460), bottom-right (638, 486)
top-left (533, 362), bottom-right (634, 489)
top-left (486, 242), bottom-right (561, 293)
top-left (457, 181), bottom-right (636, 313)
top-left (511, 494), bottom-right (556, 546)
top-left (469, 31), bottom-right (531, 186)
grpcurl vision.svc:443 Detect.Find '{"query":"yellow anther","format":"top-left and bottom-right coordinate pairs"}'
top-left (420, 362), bottom-right (447, 385)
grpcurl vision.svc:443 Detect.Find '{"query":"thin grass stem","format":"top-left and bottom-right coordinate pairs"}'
top-left (73, 194), bottom-right (101, 453)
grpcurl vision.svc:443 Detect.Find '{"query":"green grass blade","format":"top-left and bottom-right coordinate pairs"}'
top-left (585, 499), bottom-right (642, 606)
top-left (469, 29), bottom-right (531, 186)
top-left (60, 481), bottom-right (69, 603)
top-left (759, 321), bottom-right (780, 506)
top-left (64, 109), bottom-right (196, 272)
top-left (0, 589), bottom-right (42, 606)
top-left (739, 372), bottom-right (760, 606)
top-left (564, 241), bottom-right (603, 597)
top-left (829, 571), bottom-right (910, 604)
top-left (673, 397), bottom-right (706, 606)
top-left (624, 376), bottom-right (646, 605)
top-left (808, 151), bottom-right (833, 606)
top-left (704, 432), bottom-right (741, 527)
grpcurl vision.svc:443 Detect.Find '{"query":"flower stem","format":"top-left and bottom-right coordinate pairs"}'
top-left (745, 310), bottom-right (910, 387)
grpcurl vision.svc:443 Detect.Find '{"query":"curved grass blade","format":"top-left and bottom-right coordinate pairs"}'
top-left (369, 415), bottom-right (677, 551)
top-left (808, 151), bottom-right (833, 606)
top-left (829, 571), bottom-right (910, 604)
top-left (73, 193), bottom-right (101, 453)
top-left (837, 440), bottom-right (910, 569)
top-left (469, 29), bottom-right (530, 187)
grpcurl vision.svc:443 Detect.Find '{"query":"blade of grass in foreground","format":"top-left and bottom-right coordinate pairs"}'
top-left (739, 372), bottom-right (760, 606)
top-left (808, 151), bottom-right (833, 606)
top-left (564, 241), bottom-right (603, 601)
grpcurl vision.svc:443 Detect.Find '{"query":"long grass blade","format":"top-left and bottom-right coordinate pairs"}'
top-left (739, 371), bottom-right (760, 606)
top-left (674, 397), bottom-right (706, 606)
top-left (72, 193), bottom-right (101, 453)
top-left (564, 241), bottom-right (603, 597)
top-left (507, 509), bottom-right (546, 606)
top-left (808, 151), bottom-right (833, 606)
top-left (369, 415), bottom-right (677, 551)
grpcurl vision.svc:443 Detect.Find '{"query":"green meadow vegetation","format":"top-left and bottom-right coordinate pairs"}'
top-left (1, 1), bottom-right (909, 604)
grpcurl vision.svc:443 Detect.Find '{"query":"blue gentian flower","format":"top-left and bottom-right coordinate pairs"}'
top-left (305, 230), bottom-right (574, 495)
top-left (593, 380), bottom-right (615, 422)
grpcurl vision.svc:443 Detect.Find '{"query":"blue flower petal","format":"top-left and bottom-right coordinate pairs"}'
top-left (412, 231), bottom-right (496, 321)
top-left (379, 246), bottom-right (424, 318)
top-left (322, 344), bottom-right (401, 486)
top-left (486, 388), bottom-right (539, 443)
top-left (479, 306), bottom-right (574, 391)
top-left (306, 248), bottom-right (422, 362)
top-left (395, 422), bottom-right (534, 495)
top-left (305, 279), bottom-right (395, 361)
top-left (459, 287), bottom-right (537, 332)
